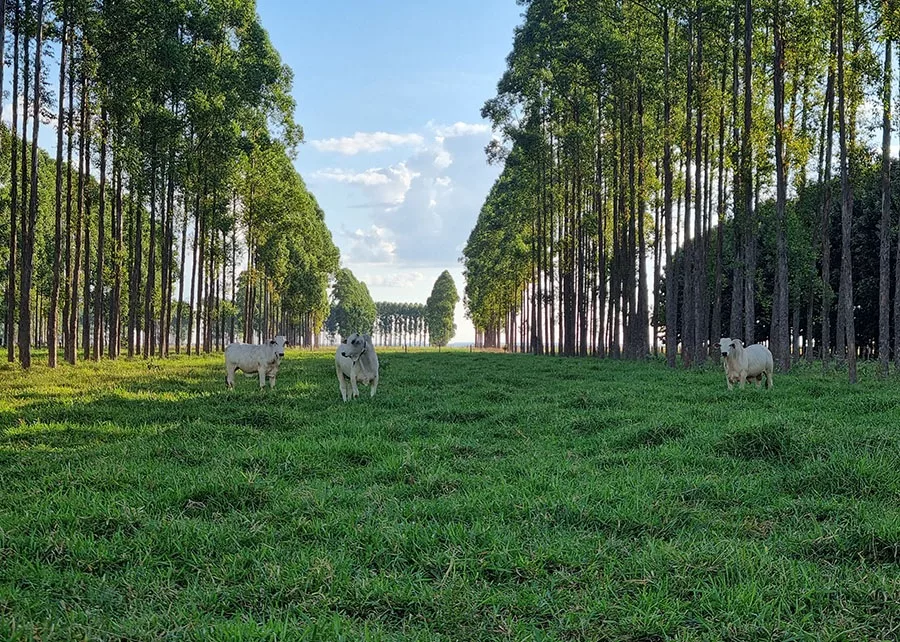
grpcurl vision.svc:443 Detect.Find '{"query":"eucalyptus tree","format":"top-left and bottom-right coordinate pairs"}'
top-left (426, 271), bottom-right (459, 349)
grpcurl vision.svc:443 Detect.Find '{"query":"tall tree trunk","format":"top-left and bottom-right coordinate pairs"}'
top-left (742, 0), bottom-right (756, 345)
top-left (636, 84), bottom-right (649, 358)
top-left (729, 0), bottom-right (744, 340)
top-left (7, 4), bottom-right (19, 363)
top-left (664, 10), bottom-right (676, 368)
top-left (712, 62), bottom-right (726, 354)
top-left (820, 32), bottom-right (836, 362)
top-left (682, 15), bottom-right (694, 367)
top-left (773, 0), bottom-right (790, 370)
top-left (93, 108), bottom-right (107, 361)
top-left (63, 23), bottom-right (76, 364)
top-left (48, 2), bottom-right (68, 367)
top-left (878, 38), bottom-right (892, 377)
top-left (70, 62), bottom-right (88, 366)
top-left (176, 195), bottom-right (188, 353)
top-left (129, 183), bottom-right (142, 357)
top-left (836, 0), bottom-right (857, 383)
top-left (109, 163), bottom-right (123, 358)
top-left (692, 8), bottom-right (706, 366)
top-left (18, 0), bottom-right (44, 369)
top-left (144, 161), bottom-right (157, 359)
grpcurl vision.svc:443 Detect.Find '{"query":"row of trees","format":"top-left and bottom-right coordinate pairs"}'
top-left (0, 0), bottom-right (340, 369)
top-left (328, 269), bottom-right (460, 347)
top-left (464, 0), bottom-right (900, 381)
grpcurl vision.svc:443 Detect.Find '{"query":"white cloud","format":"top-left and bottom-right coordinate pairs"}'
top-left (315, 163), bottom-right (419, 207)
top-left (2, 94), bottom-right (56, 127)
top-left (343, 225), bottom-right (397, 264)
top-left (310, 131), bottom-right (424, 155)
top-left (433, 147), bottom-right (453, 170)
top-left (363, 271), bottom-right (425, 288)
top-left (428, 121), bottom-right (491, 138)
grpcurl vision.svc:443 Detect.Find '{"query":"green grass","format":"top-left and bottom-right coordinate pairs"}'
top-left (1, 350), bottom-right (899, 640)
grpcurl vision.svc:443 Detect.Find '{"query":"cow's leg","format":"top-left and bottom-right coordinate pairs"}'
top-left (350, 364), bottom-right (360, 399)
top-left (269, 369), bottom-right (277, 390)
top-left (726, 375), bottom-right (733, 391)
top-left (226, 364), bottom-right (236, 389)
top-left (259, 365), bottom-right (267, 390)
top-left (336, 364), bottom-right (348, 402)
top-left (766, 368), bottom-right (774, 389)
top-left (370, 373), bottom-right (378, 398)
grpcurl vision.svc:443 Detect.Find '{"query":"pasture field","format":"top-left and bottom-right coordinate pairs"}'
top-left (1, 350), bottom-right (899, 641)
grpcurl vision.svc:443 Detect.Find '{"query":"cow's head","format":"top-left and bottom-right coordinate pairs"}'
top-left (269, 335), bottom-right (288, 358)
top-left (718, 337), bottom-right (732, 357)
top-left (727, 339), bottom-right (743, 355)
top-left (339, 333), bottom-right (368, 363)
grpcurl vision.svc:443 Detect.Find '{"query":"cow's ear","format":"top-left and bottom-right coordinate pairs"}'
top-left (341, 337), bottom-right (347, 344)
top-left (269, 340), bottom-right (276, 345)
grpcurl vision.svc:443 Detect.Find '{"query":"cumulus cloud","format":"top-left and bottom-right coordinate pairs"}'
top-left (314, 163), bottom-right (420, 207)
top-left (310, 131), bottom-right (424, 155)
top-left (428, 121), bottom-right (491, 139)
top-left (342, 225), bottom-right (397, 264)
top-left (311, 119), bottom-right (496, 267)
top-left (363, 271), bottom-right (425, 288)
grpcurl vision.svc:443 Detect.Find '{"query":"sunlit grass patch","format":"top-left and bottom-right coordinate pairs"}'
top-left (1, 350), bottom-right (899, 639)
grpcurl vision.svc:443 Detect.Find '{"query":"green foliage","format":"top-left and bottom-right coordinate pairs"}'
top-left (426, 270), bottom-right (459, 347)
top-left (3, 354), bottom-right (900, 638)
top-left (327, 268), bottom-right (376, 337)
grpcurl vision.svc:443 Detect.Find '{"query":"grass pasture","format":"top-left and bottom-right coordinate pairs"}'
top-left (1, 350), bottom-right (900, 640)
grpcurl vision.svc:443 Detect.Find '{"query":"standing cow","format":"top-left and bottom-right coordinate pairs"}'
top-left (335, 333), bottom-right (379, 401)
top-left (724, 339), bottom-right (773, 390)
top-left (225, 335), bottom-right (288, 390)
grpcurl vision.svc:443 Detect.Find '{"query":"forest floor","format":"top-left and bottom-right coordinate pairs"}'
top-left (1, 349), bottom-right (899, 640)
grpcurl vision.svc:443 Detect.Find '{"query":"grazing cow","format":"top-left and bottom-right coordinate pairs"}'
top-left (225, 335), bottom-right (288, 390)
top-left (724, 339), bottom-right (773, 390)
top-left (335, 333), bottom-right (379, 401)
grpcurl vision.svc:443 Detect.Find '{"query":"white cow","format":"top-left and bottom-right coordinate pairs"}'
top-left (335, 333), bottom-right (379, 401)
top-left (724, 339), bottom-right (773, 390)
top-left (719, 336), bottom-right (752, 385)
top-left (225, 335), bottom-right (288, 390)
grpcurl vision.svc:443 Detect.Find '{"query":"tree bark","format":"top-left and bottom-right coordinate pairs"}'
top-left (878, 38), bottom-right (892, 376)
top-left (773, 0), bottom-right (790, 370)
top-left (836, 0), bottom-right (857, 383)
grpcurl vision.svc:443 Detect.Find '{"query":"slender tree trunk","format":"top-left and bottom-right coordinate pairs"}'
top-left (63, 24), bottom-right (75, 364)
top-left (93, 109), bottom-right (107, 361)
top-left (53, 0), bottom-right (68, 367)
top-left (70, 65), bottom-right (88, 366)
top-left (692, 8), bottom-right (705, 366)
top-left (742, 0), bottom-right (756, 345)
top-left (176, 195), bottom-right (188, 353)
top-left (109, 163), bottom-right (123, 358)
top-left (682, 16), bottom-right (694, 367)
top-left (878, 38), bottom-right (892, 377)
top-left (18, 0), bottom-right (44, 368)
top-left (820, 32), bottom-right (836, 362)
top-left (187, 188), bottom-right (200, 355)
top-left (712, 62), bottom-right (726, 354)
top-left (663, 11), bottom-right (675, 367)
top-left (144, 161), bottom-right (157, 359)
top-left (7, 5), bottom-right (20, 363)
top-left (773, 0), bottom-right (790, 370)
top-left (836, 0), bottom-right (857, 383)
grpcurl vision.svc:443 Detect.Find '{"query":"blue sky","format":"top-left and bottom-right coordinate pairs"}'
top-left (256, 0), bottom-right (524, 343)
